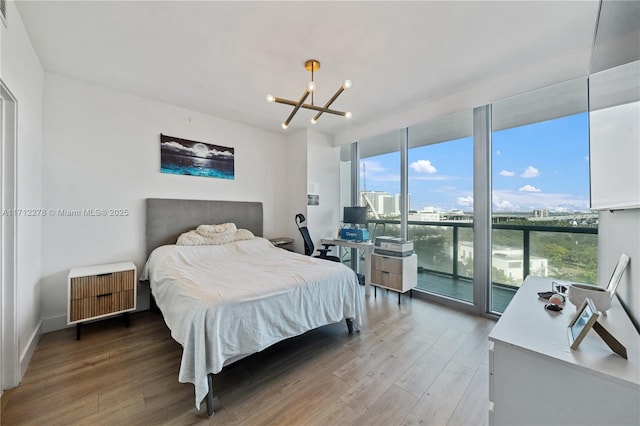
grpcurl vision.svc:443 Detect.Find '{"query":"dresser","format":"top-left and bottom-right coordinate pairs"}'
top-left (67, 261), bottom-right (137, 339)
top-left (370, 253), bottom-right (417, 303)
top-left (488, 276), bottom-right (640, 425)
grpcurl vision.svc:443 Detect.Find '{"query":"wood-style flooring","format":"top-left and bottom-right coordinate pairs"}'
top-left (1, 288), bottom-right (495, 425)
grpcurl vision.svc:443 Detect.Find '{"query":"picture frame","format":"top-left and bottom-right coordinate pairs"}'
top-left (606, 252), bottom-right (630, 298)
top-left (567, 297), bottom-right (628, 358)
top-left (567, 297), bottom-right (599, 350)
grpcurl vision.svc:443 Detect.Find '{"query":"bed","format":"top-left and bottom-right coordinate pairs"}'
top-left (141, 198), bottom-right (362, 416)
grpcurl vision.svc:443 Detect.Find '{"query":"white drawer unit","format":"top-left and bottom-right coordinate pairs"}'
top-left (67, 261), bottom-right (137, 339)
top-left (489, 276), bottom-right (639, 425)
top-left (371, 253), bottom-right (417, 303)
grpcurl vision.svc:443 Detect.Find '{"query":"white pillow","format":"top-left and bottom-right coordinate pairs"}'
top-left (196, 223), bottom-right (237, 238)
top-left (176, 228), bottom-right (254, 246)
top-left (234, 229), bottom-right (255, 241)
top-left (176, 230), bottom-right (208, 246)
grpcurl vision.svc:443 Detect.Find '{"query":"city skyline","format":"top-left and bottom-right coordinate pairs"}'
top-left (360, 113), bottom-right (591, 213)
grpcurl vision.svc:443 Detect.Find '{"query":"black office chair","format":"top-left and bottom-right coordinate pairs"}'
top-left (295, 213), bottom-right (340, 262)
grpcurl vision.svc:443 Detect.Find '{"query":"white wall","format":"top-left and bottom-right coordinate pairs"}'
top-left (1, 0), bottom-right (44, 379)
top-left (598, 209), bottom-right (640, 330)
top-left (40, 74), bottom-right (289, 331)
top-left (307, 130), bottom-right (341, 256)
top-left (285, 130), bottom-right (308, 254)
top-left (284, 130), bottom-right (341, 257)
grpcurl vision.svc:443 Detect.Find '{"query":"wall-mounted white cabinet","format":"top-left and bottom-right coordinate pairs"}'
top-left (589, 61), bottom-right (640, 210)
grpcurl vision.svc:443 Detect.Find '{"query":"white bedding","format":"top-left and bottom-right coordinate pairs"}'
top-left (141, 237), bottom-right (362, 409)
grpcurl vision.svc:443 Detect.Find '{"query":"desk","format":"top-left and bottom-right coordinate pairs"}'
top-left (321, 238), bottom-right (374, 296)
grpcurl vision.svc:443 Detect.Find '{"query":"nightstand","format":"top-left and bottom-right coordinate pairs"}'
top-left (269, 237), bottom-right (294, 251)
top-left (67, 261), bottom-right (137, 339)
top-left (371, 253), bottom-right (417, 304)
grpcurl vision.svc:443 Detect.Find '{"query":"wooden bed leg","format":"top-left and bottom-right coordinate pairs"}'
top-left (206, 373), bottom-right (214, 417)
top-left (346, 318), bottom-right (354, 334)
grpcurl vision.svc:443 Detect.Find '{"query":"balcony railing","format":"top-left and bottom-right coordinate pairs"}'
top-left (364, 218), bottom-right (598, 311)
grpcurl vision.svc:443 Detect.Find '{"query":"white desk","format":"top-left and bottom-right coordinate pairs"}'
top-left (321, 238), bottom-right (374, 296)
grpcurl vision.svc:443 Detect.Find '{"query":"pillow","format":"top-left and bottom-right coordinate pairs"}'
top-left (176, 230), bottom-right (208, 246)
top-left (196, 223), bottom-right (237, 238)
top-left (234, 229), bottom-right (255, 241)
top-left (176, 228), bottom-right (254, 246)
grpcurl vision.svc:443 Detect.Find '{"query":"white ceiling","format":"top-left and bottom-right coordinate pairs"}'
top-left (15, 1), bottom-right (600, 142)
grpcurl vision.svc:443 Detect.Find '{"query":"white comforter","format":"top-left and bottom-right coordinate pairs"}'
top-left (142, 237), bottom-right (362, 409)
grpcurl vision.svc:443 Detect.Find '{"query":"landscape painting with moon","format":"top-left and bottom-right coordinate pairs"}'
top-left (160, 134), bottom-right (235, 180)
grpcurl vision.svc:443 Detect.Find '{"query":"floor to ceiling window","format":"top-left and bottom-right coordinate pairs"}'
top-left (358, 130), bottom-right (402, 238)
top-left (341, 78), bottom-right (595, 316)
top-left (407, 110), bottom-right (474, 303)
top-left (490, 78), bottom-right (595, 313)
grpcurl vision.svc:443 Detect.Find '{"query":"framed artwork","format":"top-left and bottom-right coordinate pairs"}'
top-left (160, 134), bottom-right (234, 180)
top-left (307, 194), bottom-right (319, 206)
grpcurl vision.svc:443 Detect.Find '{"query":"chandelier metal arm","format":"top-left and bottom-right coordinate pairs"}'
top-left (283, 89), bottom-right (311, 129)
top-left (312, 86), bottom-right (346, 122)
top-left (273, 97), bottom-right (347, 116)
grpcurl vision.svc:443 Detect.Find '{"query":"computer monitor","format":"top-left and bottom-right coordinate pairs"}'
top-left (343, 206), bottom-right (367, 226)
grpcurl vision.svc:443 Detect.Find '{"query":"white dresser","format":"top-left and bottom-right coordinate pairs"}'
top-left (488, 276), bottom-right (639, 425)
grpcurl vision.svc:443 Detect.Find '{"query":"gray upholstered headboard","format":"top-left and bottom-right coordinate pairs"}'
top-left (145, 198), bottom-right (263, 258)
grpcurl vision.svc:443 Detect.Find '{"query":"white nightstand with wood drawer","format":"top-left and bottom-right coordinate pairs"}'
top-left (67, 261), bottom-right (137, 339)
top-left (371, 253), bottom-right (417, 304)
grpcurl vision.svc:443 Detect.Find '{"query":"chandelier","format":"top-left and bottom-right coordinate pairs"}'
top-left (267, 59), bottom-right (352, 129)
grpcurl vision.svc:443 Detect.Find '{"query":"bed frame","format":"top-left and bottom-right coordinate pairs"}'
top-left (144, 198), bottom-right (353, 417)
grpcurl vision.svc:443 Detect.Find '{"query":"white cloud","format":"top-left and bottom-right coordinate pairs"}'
top-left (492, 193), bottom-right (518, 211)
top-left (162, 141), bottom-right (190, 152)
top-left (496, 150), bottom-right (502, 156)
top-left (521, 165), bottom-right (540, 178)
top-left (492, 189), bottom-right (589, 212)
top-left (361, 160), bottom-right (386, 173)
top-left (410, 159), bottom-right (437, 174)
top-left (584, 156), bottom-right (589, 161)
top-left (519, 185), bottom-right (541, 192)
top-left (457, 196), bottom-right (474, 207)
top-left (499, 170), bottom-right (515, 177)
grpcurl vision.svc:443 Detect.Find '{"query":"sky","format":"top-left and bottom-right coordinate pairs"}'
top-left (360, 113), bottom-right (591, 213)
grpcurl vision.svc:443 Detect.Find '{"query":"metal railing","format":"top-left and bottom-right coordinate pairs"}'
top-left (366, 219), bottom-right (598, 287)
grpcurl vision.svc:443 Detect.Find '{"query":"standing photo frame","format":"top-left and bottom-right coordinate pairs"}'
top-left (567, 297), bottom-right (627, 358)
top-left (568, 298), bottom-right (600, 350)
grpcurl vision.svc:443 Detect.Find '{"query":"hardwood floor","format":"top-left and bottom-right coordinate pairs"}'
top-left (1, 289), bottom-right (495, 425)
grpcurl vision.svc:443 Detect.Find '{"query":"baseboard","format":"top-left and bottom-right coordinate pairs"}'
top-left (41, 298), bottom-right (151, 335)
top-left (41, 314), bottom-right (69, 334)
top-left (19, 320), bottom-right (42, 381)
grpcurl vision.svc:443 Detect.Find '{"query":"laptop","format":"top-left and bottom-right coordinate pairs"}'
top-left (606, 253), bottom-right (631, 298)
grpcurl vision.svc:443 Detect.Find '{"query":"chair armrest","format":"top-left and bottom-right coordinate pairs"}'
top-left (321, 243), bottom-right (335, 249)
top-left (316, 248), bottom-right (331, 257)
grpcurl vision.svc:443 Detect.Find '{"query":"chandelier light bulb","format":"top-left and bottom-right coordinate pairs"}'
top-left (343, 80), bottom-right (352, 89)
top-left (281, 123), bottom-right (288, 129)
top-left (266, 94), bottom-right (275, 103)
top-left (307, 81), bottom-right (316, 92)
top-left (311, 117), bottom-right (317, 124)
top-left (345, 112), bottom-right (352, 119)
